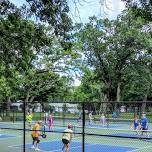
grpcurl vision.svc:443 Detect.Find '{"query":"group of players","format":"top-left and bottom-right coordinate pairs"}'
top-left (88, 111), bottom-right (149, 136)
top-left (26, 111), bottom-right (54, 130)
top-left (27, 110), bottom-right (149, 151)
top-left (26, 111), bottom-right (73, 152)
top-left (132, 113), bottom-right (149, 136)
top-left (88, 111), bottom-right (107, 126)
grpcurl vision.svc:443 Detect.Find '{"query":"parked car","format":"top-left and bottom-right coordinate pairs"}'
top-left (11, 100), bottom-right (23, 111)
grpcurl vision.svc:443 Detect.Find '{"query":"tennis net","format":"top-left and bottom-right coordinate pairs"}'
top-left (74, 125), bottom-right (152, 140)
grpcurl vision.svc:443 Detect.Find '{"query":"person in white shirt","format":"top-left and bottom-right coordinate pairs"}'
top-left (62, 124), bottom-right (73, 152)
top-left (43, 111), bottom-right (48, 124)
top-left (100, 113), bottom-right (106, 127)
top-left (88, 111), bottom-right (93, 125)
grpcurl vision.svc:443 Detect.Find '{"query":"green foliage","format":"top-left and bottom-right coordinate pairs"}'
top-left (74, 12), bottom-right (152, 102)
top-left (26, 0), bottom-right (73, 51)
top-left (122, 0), bottom-right (152, 21)
top-left (0, 0), bottom-right (74, 103)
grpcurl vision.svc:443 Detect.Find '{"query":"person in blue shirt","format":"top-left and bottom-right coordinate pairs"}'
top-left (112, 112), bottom-right (117, 119)
top-left (133, 116), bottom-right (140, 130)
top-left (140, 113), bottom-right (149, 136)
top-left (131, 115), bottom-right (140, 135)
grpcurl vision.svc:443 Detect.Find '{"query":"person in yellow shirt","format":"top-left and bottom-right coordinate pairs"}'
top-left (62, 124), bottom-right (73, 152)
top-left (31, 121), bottom-right (42, 151)
top-left (26, 112), bottom-right (33, 128)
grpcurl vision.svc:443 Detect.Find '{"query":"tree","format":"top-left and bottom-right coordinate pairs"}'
top-left (122, 0), bottom-right (152, 21)
top-left (74, 13), bottom-right (152, 106)
top-left (26, 0), bottom-right (73, 50)
top-left (0, 0), bottom-right (74, 108)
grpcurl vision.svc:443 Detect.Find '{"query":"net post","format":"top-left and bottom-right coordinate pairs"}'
top-left (82, 102), bottom-right (85, 152)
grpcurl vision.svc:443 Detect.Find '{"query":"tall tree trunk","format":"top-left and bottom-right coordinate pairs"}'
top-left (114, 103), bottom-right (117, 112)
top-left (114, 82), bottom-right (121, 112)
top-left (116, 82), bottom-right (121, 102)
top-left (25, 91), bottom-right (30, 103)
top-left (141, 85), bottom-right (150, 113)
top-left (6, 97), bottom-right (11, 117)
top-left (93, 103), bottom-right (98, 115)
top-left (103, 103), bottom-right (107, 113)
top-left (25, 91), bottom-right (30, 112)
top-left (29, 96), bottom-right (35, 103)
top-left (99, 103), bottom-right (103, 115)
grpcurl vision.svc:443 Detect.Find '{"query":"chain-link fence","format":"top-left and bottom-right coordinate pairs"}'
top-left (0, 101), bottom-right (152, 152)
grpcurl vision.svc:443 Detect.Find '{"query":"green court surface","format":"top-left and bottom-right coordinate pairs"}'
top-left (0, 123), bottom-right (152, 152)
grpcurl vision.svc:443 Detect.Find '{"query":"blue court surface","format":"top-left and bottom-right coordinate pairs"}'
top-left (0, 134), bottom-right (16, 139)
top-left (11, 140), bottom-right (138, 152)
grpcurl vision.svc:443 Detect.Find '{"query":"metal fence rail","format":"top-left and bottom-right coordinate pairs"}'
top-left (0, 101), bottom-right (152, 152)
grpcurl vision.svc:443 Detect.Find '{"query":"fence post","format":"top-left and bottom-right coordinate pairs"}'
top-left (23, 101), bottom-right (26, 152)
top-left (82, 102), bottom-right (85, 152)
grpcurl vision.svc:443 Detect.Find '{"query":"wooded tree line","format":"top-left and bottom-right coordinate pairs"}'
top-left (0, 0), bottom-right (152, 110)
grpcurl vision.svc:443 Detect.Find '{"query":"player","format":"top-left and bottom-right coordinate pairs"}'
top-left (100, 113), bottom-right (106, 127)
top-left (62, 124), bottom-right (73, 152)
top-left (112, 112), bottom-right (117, 120)
top-left (43, 111), bottom-right (48, 124)
top-left (140, 113), bottom-right (149, 136)
top-left (31, 121), bottom-right (42, 151)
top-left (77, 111), bottom-right (82, 123)
top-left (48, 112), bottom-right (53, 130)
top-left (88, 111), bottom-right (93, 125)
top-left (26, 112), bottom-right (33, 128)
top-left (131, 115), bottom-right (140, 135)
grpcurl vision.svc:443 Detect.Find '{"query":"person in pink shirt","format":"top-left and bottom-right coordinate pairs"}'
top-left (48, 112), bottom-right (53, 130)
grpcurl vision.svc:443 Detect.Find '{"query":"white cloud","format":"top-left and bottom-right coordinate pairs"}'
top-left (109, 0), bottom-right (126, 19)
top-left (10, 0), bottom-right (125, 22)
top-left (68, 0), bottom-right (126, 23)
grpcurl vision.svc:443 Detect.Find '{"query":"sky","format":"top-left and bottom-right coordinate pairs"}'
top-left (10, 0), bottom-right (126, 23)
top-left (9, 0), bottom-right (126, 86)
top-left (68, 0), bottom-right (126, 23)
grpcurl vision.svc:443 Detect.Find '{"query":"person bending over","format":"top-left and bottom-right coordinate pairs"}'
top-left (62, 124), bottom-right (73, 152)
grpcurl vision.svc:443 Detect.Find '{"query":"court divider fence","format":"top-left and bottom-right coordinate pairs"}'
top-left (0, 101), bottom-right (152, 152)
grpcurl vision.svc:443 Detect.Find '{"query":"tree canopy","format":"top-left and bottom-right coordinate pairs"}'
top-left (0, 0), bottom-right (151, 108)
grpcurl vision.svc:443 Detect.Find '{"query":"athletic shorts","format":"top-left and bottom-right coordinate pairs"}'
top-left (32, 137), bottom-right (40, 142)
top-left (142, 127), bottom-right (148, 130)
top-left (62, 139), bottom-right (69, 144)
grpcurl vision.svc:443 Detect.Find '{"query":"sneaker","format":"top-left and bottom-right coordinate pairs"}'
top-left (31, 145), bottom-right (35, 149)
top-left (35, 147), bottom-right (40, 151)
